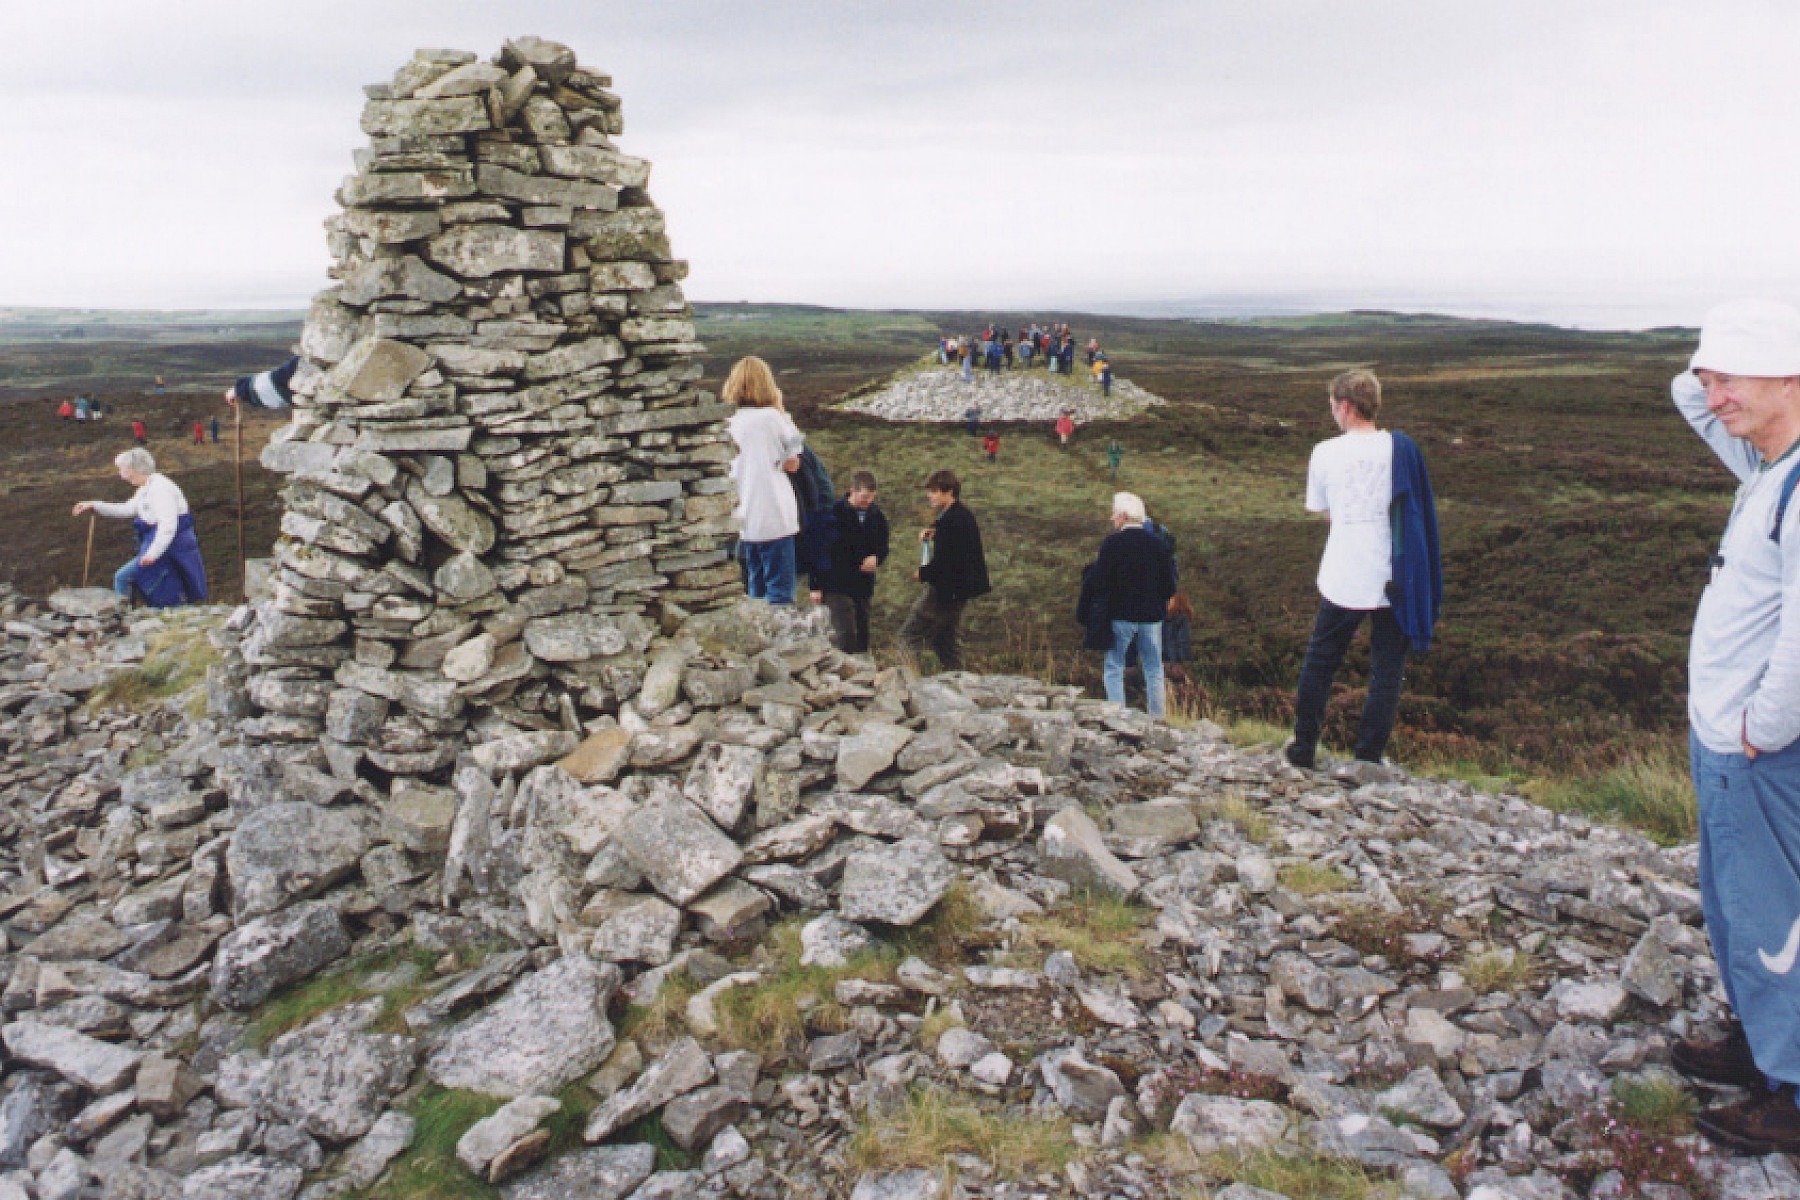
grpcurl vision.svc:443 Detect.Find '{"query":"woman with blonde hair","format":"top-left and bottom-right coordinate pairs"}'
top-left (724, 356), bottom-right (805, 604)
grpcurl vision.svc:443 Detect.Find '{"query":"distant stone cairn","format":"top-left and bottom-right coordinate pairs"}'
top-left (227, 39), bottom-right (737, 759)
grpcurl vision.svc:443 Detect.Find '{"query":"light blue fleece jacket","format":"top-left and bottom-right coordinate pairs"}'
top-left (1675, 371), bottom-right (1800, 755)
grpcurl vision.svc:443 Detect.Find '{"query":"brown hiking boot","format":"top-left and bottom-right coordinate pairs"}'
top-left (1672, 1020), bottom-right (1764, 1087)
top-left (1697, 1084), bottom-right (1800, 1155)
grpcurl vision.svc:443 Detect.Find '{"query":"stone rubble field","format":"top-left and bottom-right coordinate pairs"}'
top-left (0, 581), bottom-right (1795, 1200)
top-left (842, 365), bottom-right (1165, 425)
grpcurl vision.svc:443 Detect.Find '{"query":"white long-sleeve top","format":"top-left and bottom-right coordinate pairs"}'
top-left (89, 474), bottom-right (189, 562)
top-left (728, 407), bottom-right (804, 543)
top-left (1675, 371), bottom-right (1800, 755)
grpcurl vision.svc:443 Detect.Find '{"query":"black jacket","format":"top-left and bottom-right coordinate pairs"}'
top-left (919, 501), bottom-right (991, 604)
top-left (1088, 525), bottom-right (1176, 623)
top-left (812, 496), bottom-right (890, 598)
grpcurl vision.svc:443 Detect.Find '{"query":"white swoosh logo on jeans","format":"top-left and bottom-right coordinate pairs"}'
top-left (1759, 915), bottom-right (1800, 976)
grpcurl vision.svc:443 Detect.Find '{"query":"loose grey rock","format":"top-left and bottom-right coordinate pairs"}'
top-left (837, 837), bottom-right (955, 926)
top-left (429, 956), bottom-right (620, 1098)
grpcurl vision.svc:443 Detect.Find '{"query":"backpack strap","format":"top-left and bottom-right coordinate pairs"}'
top-left (1774, 456), bottom-right (1800, 545)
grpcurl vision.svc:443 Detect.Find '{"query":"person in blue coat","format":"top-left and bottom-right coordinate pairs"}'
top-left (72, 448), bottom-right (208, 607)
top-left (808, 471), bottom-right (891, 654)
top-left (1285, 370), bottom-right (1439, 770)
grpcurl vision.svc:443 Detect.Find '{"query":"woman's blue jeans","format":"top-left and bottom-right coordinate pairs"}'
top-left (1290, 599), bottom-right (1410, 763)
top-left (1104, 620), bottom-right (1165, 719)
top-left (741, 537), bottom-right (796, 605)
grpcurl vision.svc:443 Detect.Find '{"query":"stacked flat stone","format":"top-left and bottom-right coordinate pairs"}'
top-left (235, 39), bottom-right (739, 758)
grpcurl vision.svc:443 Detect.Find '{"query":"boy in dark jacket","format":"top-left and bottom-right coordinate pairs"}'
top-left (809, 471), bottom-right (890, 654)
top-left (900, 469), bottom-right (991, 672)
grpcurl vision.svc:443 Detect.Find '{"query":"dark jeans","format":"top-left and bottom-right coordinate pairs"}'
top-left (899, 589), bottom-right (967, 672)
top-left (823, 592), bottom-right (872, 654)
top-left (1291, 599), bottom-right (1410, 763)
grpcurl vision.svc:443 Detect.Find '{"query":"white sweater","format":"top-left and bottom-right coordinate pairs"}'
top-left (90, 474), bottom-right (189, 562)
top-left (728, 408), bottom-right (804, 543)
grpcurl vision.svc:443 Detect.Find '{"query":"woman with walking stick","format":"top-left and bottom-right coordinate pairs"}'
top-left (72, 448), bottom-right (208, 607)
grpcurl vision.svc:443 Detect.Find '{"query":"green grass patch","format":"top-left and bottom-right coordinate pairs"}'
top-left (1018, 890), bottom-right (1151, 977)
top-left (1277, 861), bottom-right (1356, 897)
top-left (1201, 1148), bottom-right (1400, 1199)
top-left (1198, 790), bottom-right (1274, 845)
top-left (712, 918), bottom-right (899, 1057)
top-left (849, 1085), bottom-right (1082, 1178)
top-left (1220, 716), bottom-right (1291, 750)
top-left (88, 625), bottom-right (218, 711)
top-left (1610, 1073), bottom-right (1696, 1138)
top-left (1526, 745), bottom-right (1696, 845)
top-left (615, 970), bottom-right (705, 1045)
top-left (355, 1085), bottom-right (502, 1199)
top-left (245, 944), bottom-right (440, 1050)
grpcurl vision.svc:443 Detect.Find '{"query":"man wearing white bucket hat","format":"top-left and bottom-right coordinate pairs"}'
top-left (1667, 299), bottom-right (1800, 1153)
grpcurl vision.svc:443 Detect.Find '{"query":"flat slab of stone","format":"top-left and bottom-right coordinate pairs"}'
top-left (210, 900), bottom-right (351, 1011)
top-left (836, 723), bottom-right (914, 790)
top-left (1038, 806), bottom-right (1139, 898)
top-left (428, 955), bottom-right (619, 1098)
top-left (2, 1019), bottom-right (143, 1092)
top-left (614, 794), bottom-right (742, 906)
top-left (501, 1143), bottom-right (655, 1200)
top-left (226, 802), bottom-right (370, 919)
top-left (837, 837), bottom-right (955, 926)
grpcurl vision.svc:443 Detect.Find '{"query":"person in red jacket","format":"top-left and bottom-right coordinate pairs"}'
top-left (131, 419), bottom-right (148, 445)
top-left (1055, 411), bottom-right (1076, 446)
top-left (982, 431), bottom-right (999, 463)
top-left (191, 420), bottom-right (205, 445)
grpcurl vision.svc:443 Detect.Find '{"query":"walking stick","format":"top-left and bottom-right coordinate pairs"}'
top-left (234, 403), bottom-right (246, 601)
top-left (82, 514), bottom-right (96, 588)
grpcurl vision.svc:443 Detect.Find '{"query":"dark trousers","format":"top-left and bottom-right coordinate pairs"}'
top-left (823, 592), bottom-right (872, 654)
top-left (899, 589), bottom-right (967, 672)
top-left (1291, 599), bottom-right (1410, 763)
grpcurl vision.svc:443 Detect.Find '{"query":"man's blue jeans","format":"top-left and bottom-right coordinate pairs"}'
top-left (1104, 620), bottom-right (1165, 719)
top-left (1290, 599), bottom-right (1409, 763)
top-left (113, 559), bottom-right (141, 599)
top-left (741, 537), bottom-right (796, 605)
top-left (1693, 730), bottom-right (1800, 1090)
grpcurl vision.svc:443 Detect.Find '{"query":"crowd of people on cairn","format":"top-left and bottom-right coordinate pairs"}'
top-left (937, 323), bottom-right (1112, 386)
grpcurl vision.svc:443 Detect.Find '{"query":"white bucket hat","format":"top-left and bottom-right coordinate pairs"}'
top-left (1691, 299), bottom-right (1800, 377)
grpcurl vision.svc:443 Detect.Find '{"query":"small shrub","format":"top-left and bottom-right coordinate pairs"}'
top-left (1459, 944), bottom-right (1534, 994)
top-left (849, 1086), bottom-right (1081, 1178)
top-left (1566, 1093), bottom-right (1715, 1197)
top-left (1610, 1073), bottom-right (1696, 1137)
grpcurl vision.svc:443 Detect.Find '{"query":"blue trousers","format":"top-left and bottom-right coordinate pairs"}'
top-left (1104, 620), bottom-right (1165, 719)
top-left (113, 560), bottom-right (141, 598)
top-left (1693, 730), bottom-right (1800, 1089)
top-left (741, 537), bottom-right (796, 605)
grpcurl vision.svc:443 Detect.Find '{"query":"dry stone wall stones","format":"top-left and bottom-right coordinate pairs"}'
top-left (614, 793), bottom-right (742, 906)
top-left (233, 38), bottom-right (732, 790)
top-left (836, 838), bottom-right (955, 927)
top-left (209, 901), bottom-right (351, 1011)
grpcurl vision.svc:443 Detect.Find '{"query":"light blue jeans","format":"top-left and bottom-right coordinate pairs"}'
top-left (741, 537), bottom-right (796, 605)
top-left (1104, 620), bottom-right (1164, 719)
top-left (1693, 729), bottom-right (1800, 1091)
top-left (113, 559), bottom-right (141, 598)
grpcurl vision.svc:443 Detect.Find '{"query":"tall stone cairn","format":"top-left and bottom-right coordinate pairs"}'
top-left (229, 39), bottom-right (738, 763)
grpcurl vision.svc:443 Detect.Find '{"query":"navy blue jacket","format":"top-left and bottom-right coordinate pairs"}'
top-left (1088, 525), bottom-right (1177, 623)
top-left (920, 501), bottom-right (991, 604)
top-left (1389, 431), bottom-right (1442, 652)
top-left (812, 497), bottom-right (890, 598)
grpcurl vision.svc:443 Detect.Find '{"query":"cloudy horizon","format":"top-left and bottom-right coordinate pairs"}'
top-left (2, 1), bottom-right (1796, 331)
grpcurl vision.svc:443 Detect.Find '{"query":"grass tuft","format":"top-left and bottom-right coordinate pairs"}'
top-left (712, 918), bottom-right (898, 1057)
top-left (1526, 745), bottom-right (1696, 845)
top-left (1017, 890), bottom-right (1151, 977)
top-left (1459, 944), bottom-right (1534, 994)
top-left (353, 1085), bottom-right (502, 1199)
top-left (1201, 1148), bottom-right (1400, 1199)
top-left (1277, 861), bottom-right (1355, 897)
top-left (849, 1086), bottom-right (1082, 1179)
top-left (245, 944), bottom-right (441, 1051)
top-left (1610, 1073), bottom-right (1696, 1138)
top-left (88, 625), bottom-right (218, 711)
top-left (1199, 790), bottom-right (1274, 845)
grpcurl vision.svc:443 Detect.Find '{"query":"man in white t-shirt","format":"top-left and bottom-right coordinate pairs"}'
top-left (1285, 369), bottom-right (1409, 770)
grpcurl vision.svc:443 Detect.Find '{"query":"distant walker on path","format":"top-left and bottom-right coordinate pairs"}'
top-left (1285, 369), bottom-right (1440, 771)
top-left (1665, 300), bottom-right (1800, 1156)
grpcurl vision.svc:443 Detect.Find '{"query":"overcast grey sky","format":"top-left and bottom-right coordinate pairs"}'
top-left (2, 1), bottom-right (1796, 327)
